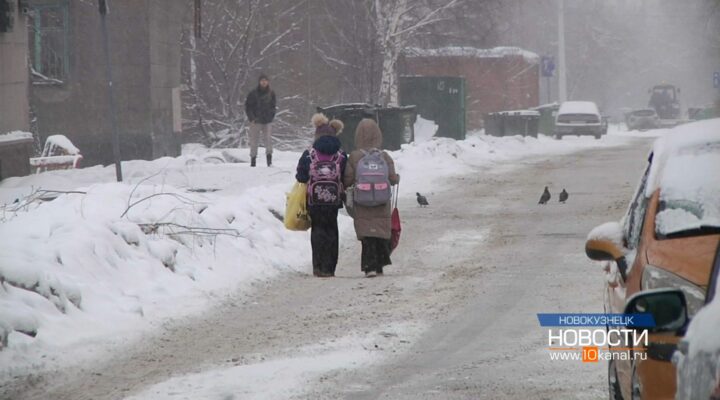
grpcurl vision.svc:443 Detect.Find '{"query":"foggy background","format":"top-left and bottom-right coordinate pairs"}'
top-left (180, 0), bottom-right (720, 144)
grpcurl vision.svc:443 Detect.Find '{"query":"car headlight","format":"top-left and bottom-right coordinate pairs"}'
top-left (642, 265), bottom-right (705, 317)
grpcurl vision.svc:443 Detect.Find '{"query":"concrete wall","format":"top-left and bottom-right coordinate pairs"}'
top-left (30, 0), bottom-right (186, 167)
top-left (0, 138), bottom-right (33, 179)
top-left (0, 5), bottom-right (30, 134)
top-left (148, 0), bottom-right (184, 159)
top-left (400, 55), bottom-right (539, 130)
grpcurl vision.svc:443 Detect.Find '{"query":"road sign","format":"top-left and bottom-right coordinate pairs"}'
top-left (541, 56), bottom-right (556, 78)
top-left (714, 71), bottom-right (720, 89)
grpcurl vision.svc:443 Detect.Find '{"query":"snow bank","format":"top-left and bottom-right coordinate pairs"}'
top-left (390, 132), bottom-right (633, 197)
top-left (405, 46), bottom-right (540, 63)
top-left (0, 148), bottom-right (342, 375)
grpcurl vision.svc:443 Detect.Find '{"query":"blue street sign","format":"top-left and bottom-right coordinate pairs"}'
top-left (541, 56), bottom-right (556, 78)
top-left (714, 72), bottom-right (720, 89)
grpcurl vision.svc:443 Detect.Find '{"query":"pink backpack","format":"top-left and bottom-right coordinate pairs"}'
top-left (308, 149), bottom-right (344, 206)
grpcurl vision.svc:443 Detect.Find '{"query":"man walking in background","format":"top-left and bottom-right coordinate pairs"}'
top-left (245, 74), bottom-right (277, 167)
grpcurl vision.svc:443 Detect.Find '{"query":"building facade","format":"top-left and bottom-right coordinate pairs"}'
top-left (27, 0), bottom-right (187, 167)
top-left (0, 0), bottom-right (30, 135)
top-left (399, 47), bottom-right (540, 130)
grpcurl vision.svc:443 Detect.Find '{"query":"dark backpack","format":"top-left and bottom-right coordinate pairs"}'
top-left (308, 149), bottom-right (344, 206)
top-left (353, 149), bottom-right (391, 207)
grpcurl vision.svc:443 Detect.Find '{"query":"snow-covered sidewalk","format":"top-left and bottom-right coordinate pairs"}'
top-left (0, 128), bottom-right (646, 383)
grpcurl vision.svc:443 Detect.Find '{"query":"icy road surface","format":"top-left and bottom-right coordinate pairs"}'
top-left (4, 138), bottom-right (652, 399)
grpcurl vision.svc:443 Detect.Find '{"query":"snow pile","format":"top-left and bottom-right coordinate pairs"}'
top-left (413, 116), bottom-right (438, 143)
top-left (391, 132), bottom-right (630, 195)
top-left (0, 131), bottom-right (33, 144)
top-left (405, 46), bottom-right (540, 63)
top-left (0, 148), bottom-right (339, 372)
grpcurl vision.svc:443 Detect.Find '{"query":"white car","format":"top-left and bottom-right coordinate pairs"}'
top-left (554, 101), bottom-right (607, 139)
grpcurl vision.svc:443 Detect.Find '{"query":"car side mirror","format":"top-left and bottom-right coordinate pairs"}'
top-left (624, 289), bottom-right (688, 333)
top-left (585, 222), bottom-right (624, 261)
top-left (586, 222), bottom-right (629, 280)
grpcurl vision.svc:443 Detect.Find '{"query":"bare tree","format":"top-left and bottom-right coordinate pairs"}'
top-left (371, 0), bottom-right (464, 105)
top-left (181, 0), bottom-right (304, 147)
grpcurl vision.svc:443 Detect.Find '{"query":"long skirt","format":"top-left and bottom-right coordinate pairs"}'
top-left (361, 237), bottom-right (392, 273)
top-left (309, 206), bottom-right (339, 276)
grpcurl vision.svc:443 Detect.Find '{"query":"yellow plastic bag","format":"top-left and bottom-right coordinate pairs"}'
top-left (284, 182), bottom-right (311, 231)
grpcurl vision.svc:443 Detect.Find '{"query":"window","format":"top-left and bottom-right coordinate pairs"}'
top-left (624, 163), bottom-right (651, 249)
top-left (27, 2), bottom-right (68, 84)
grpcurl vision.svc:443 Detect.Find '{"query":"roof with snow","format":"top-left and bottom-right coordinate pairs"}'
top-left (0, 131), bottom-right (33, 145)
top-left (405, 46), bottom-right (540, 64)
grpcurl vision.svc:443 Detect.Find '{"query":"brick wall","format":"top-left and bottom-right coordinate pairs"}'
top-left (400, 53), bottom-right (539, 130)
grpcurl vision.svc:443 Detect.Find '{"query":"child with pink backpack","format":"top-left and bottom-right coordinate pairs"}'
top-left (295, 114), bottom-right (347, 277)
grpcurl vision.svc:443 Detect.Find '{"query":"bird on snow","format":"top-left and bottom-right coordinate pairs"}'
top-left (416, 192), bottom-right (429, 207)
top-left (538, 186), bottom-right (551, 205)
top-left (559, 189), bottom-right (569, 203)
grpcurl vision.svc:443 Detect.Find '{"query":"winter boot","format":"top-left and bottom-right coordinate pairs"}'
top-left (250, 157), bottom-right (256, 167)
top-left (266, 154), bottom-right (272, 167)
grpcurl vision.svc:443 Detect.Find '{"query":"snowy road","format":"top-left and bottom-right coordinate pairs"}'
top-left (3, 137), bottom-right (652, 400)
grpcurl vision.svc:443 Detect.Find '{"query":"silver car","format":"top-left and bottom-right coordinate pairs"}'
top-left (626, 108), bottom-right (660, 131)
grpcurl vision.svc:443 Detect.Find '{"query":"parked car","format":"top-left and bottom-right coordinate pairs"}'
top-left (674, 240), bottom-right (720, 400)
top-left (554, 101), bottom-right (608, 139)
top-left (584, 119), bottom-right (720, 399)
top-left (627, 109), bottom-right (660, 131)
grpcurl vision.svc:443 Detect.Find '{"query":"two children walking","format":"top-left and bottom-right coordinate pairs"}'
top-left (295, 114), bottom-right (399, 278)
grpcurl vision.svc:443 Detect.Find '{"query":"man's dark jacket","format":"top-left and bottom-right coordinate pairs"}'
top-left (245, 86), bottom-right (277, 124)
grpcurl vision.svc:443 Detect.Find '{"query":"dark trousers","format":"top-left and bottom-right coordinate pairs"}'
top-left (361, 237), bottom-right (392, 273)
top-left (309, 207), bottom-right (339, 276)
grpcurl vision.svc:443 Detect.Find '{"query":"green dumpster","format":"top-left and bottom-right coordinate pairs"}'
top-left (501, 110), bottom-right (540, 137)
top-left (398, 76), bottom-right (466, 140)
top-left (688, 106), bottom-right (718, 121)
top-left (532, 103), bottom-right (560, 136)
top-left (483, 113), bottom-right (504, 137)
top-left (484, 110), bottom-right (540, 137)
top-left (317, 104), bottom-right (417, 151)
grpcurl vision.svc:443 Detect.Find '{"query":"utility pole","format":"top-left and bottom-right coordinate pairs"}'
top-left (98, 0), bottom-right (123, 182)
top-left (558, 0), bottom-right (567, 103)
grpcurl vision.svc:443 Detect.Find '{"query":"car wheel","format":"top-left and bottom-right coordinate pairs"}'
top-left (631, 362), bottom-right (642, 400)
top-left (595, 134), bottom-right (602, 140)
top-left (609, 359), bottom-right (625, 400)
top-left (555, 134), bottom-right (562, 140)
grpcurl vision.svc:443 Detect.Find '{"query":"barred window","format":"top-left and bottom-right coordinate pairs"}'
top-left (27, 2), bottom-right (68, 84)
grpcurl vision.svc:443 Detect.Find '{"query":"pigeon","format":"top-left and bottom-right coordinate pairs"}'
top-left (416, 192), bottom-right (429, 207)
top-left (538, 186), bottom-right (551, 205)
top-left (559, 189), bottom-right (569, 203)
